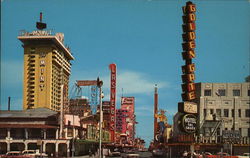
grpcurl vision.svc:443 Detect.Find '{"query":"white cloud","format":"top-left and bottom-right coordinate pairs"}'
top-left (102, 70), bottom-right (168, 96)
top-left (135, 106), bottom-right (154, 116)
top-left (70, 69), bottom-right (169, 97)
top-left (136, 106), bottom-right (153, 113)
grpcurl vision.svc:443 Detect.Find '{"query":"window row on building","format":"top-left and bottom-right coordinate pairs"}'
top-left (204, 89), bottom-right (250, 97)
top-left (204, 109), bottom-right (250, 117)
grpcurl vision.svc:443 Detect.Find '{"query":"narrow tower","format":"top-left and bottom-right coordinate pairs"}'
top-left (154, 84), bottom-right (158, 142)
top-left (18, 13), bottom-right (74, 111)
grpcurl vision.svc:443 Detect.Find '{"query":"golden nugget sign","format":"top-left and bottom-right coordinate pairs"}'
top-left (181, 1), bottom-right (196, 102)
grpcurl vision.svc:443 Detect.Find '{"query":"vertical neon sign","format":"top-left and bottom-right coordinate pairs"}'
top-left (90, 85), bottom-right (98, 114)
top-left (109, 63), bottom-right (116, 142)
top-left (181, 1), bottom-right (197, 101)
top-left (178, 1), bottom-right (198, 134)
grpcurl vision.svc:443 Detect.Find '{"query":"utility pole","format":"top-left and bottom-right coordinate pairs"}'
top-left (97, 77), bottom-right (103, 158)
top-left (154, 84), bottom-right (158, 142)
top-left (8, 96), bottom-right (11, 111)
top-left (60, 84), bottom-right (64, 139)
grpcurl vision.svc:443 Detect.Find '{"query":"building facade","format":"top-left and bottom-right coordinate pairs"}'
top-left (116, 109), bottom-right (130, 134)
top-left (121, 97), bottom-right (136, 144)
top-left (0, 108), bottom-right (70, 157)
top-left (69, 98), bottom-right (90, 117)
top-left (18, 30), bottom-right (74, 111)
top-left (195, 82), bottom-right (250, 137)
top-left (195, 82), bottom-right (250, 154)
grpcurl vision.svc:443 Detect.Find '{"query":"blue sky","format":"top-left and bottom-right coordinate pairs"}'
top-left (1, 0), bottom-right (249, 146)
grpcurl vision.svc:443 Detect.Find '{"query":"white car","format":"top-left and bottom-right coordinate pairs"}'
top-left (22, 150), bottom-right (48, 158)
top-left (243, 153), bottom-right (250, 156)
top-left (125, 153), bottom-right (139, 158)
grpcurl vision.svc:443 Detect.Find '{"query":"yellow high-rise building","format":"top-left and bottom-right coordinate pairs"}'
top-left (18, 30), bottom-right (74, 111)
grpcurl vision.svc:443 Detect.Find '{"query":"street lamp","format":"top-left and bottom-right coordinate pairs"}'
top-left (97, 77), bottom-right (103, 158)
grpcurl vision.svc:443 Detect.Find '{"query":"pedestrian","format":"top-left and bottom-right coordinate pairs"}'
top-left (89, 148), bottom-right (92, 157)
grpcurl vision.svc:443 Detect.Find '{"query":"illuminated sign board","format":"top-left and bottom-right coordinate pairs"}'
top-left (222, 130), bottom-right (241, 143)
top-left (180, 1), bottom-right (197, 102)
top-left (90, 85), bottom-right (98, 114)
top-left (121, 97), bottom-right (135, 105)
top-left (181, 114), bottom-right (197, 133)
top-left (178, 102), bottom-right (197, 114)
top-left (109, 63), bottom-right (116, 142)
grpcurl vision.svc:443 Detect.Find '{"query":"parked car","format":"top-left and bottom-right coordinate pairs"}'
top-left (1, 151), bottom-right (30, 158)
top-left (243, 153), bottom-right (250, 156)
top-left (22, 150), bottom-right (48, 158)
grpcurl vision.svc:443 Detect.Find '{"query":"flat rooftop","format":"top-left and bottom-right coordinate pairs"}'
top-left (18, 30), bottom-right (74, 60)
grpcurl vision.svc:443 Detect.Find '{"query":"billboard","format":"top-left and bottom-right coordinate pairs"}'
top-left (121, 97), bottom-right (135, 113)
top-left (222, 130), bottom-right (241, 143)
top-left (121, 97), bottom-right (135, 141)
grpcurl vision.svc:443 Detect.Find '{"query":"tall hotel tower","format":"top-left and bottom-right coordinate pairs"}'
top-left (18, 14), bottom-right (74, 111)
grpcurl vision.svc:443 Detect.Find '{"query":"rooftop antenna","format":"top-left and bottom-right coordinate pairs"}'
top-left (36, 12), bottom-right (47, 30)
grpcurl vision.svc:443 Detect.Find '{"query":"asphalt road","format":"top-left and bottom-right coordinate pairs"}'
top-left (106, 151), bottom-right (154, 158)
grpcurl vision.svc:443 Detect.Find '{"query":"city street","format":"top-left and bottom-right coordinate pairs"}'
top-left (106, 151), bottom-right (153, 158)
top-left (1, 0), bottom-right (249, 157)
top-left (76, 151), bottom-right (154, 158)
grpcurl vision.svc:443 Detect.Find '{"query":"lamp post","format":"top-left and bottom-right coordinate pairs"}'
top-left (97, 77), bottom-right (103, 158)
